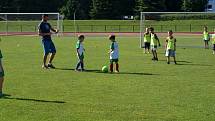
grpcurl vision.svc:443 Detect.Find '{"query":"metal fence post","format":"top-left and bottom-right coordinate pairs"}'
top-left (161, 25), bottom-right (163, 32)
top-left (20, 25), bottom-right (22, 32)
top-left (77, 25), bottom-right (79, 32)
top-left (35, 26), bottom-right (37, 32)
top-left (91, 25), bottom-right (93, 32)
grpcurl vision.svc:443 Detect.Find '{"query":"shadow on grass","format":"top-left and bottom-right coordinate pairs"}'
top-left (176, 63), bottom-right (212, 66)
top-left (87, 70), bottom-right (157, 75)
top-left (54, 68), bottom-right (157, 76)
top-left (159, 60), bottom-right (212, 66)
top-left (0, 94), bottom-right (65, 104)
top-left (159, 60), bottom-right (192, 63)
top-left (54, 68), bottom-right (75, 71)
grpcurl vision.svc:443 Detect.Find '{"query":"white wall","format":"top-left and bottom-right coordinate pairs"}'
top-left (206, 0), bottom-right (215, 12)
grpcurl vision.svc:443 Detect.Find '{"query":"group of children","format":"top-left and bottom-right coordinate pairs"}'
top-left (75, 34), bottom-right (119, 73)
top-left (203, 26), bottom-right (215, 54)
top-left (1, 26), bottom-right (215, 97)
top-left (144, 27), bottom-right (177, 64)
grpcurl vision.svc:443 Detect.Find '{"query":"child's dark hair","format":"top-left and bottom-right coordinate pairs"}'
top-left (168, 30), bottom-right (173, 33)
top-left (42, 14), bottom-right (49, 17)
top-left (149, 27), bottom-right (154, 31)
top-left (78, 35), bottom-right (85, 39)
top-left (109, 35), bottom-right (115, 40)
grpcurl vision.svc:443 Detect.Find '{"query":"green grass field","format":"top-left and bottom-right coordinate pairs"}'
top-left (0, 35), bottom-right (215, 121)
top-left (1, 20), bottom-right (215, 33)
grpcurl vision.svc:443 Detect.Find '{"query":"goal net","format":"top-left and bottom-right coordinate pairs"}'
top-left (0, 13), bottom-right (63, 36)
top-left (140, 12), bottom-right (215, 48)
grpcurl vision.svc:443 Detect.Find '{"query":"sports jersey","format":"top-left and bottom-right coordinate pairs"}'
top-left (110, 41), bottom-right (119, 59)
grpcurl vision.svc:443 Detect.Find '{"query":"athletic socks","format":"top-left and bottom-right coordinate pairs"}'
top-left (110, 64), bottom-right (113, 72)
top-left (76, 62), bottom-right (81, 70)
top-left (116, 64), bottom-right (119, 72)
top-left (80, 62), bottom-right (84, 70)
top-left (0, 91), bottom-right (3, 97)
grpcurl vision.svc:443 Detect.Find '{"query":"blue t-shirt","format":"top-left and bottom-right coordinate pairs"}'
top-left (38, 21), bottom-right (52, 40)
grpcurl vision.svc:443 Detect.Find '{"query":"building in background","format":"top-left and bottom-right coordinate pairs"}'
top-left (206, 0), bottom-right (215, 12)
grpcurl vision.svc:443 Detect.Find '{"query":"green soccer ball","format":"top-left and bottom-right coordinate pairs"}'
top-left (102, 66), bottom-right (108, 73)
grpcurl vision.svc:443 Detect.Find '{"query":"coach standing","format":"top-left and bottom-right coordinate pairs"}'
top-left (38, 14), bottom-right (59, 69)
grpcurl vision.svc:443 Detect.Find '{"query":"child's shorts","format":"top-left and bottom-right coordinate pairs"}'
top-left (213, 44), bottom-right (215, 50)
top-left (0, 62), bottom-right (4, 77)
top-left (110, 59), bottom-right (119, 64)
top-left (151, 45), bottom-right (157, 51)
top-left (165, 49), bottom-right (176, 57)
top-left (0, 50), bottom-right (2, 58)
top-left (144, 42), bottom-right (150, 49)
top-left (0, 70), bottom-right (4, 77)
top-left (77, 53), bottom-right (84, 60)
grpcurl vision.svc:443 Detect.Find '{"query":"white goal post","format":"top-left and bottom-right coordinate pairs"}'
top-left (0, 13), bottom-right (64, 36)
top-left (140, 12), bottom-right (215, 48)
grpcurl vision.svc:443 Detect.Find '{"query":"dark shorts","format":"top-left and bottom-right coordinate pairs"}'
top-left (204, 39), bottom-right (209, 42)
top-left (77, 53), bottom-right (84, 61)
top-left (0, 60), bottom-right (4, 77)
top-left (110, 59), bottom-right (119, 64)
top-left (213, 44), bottom-right (215, 50)
top-left (0, 70), bottom-right (4, 77)
top-left (42, 39), bottom-right (56, 55)
top-left (165, 49), bottom-right (176, 57)
top-left (151, 45), bottom-right (158, 51)
top-left (144, 42), bottom-right (150, 49)
top-left (0, 50), bottom-right (2, 58)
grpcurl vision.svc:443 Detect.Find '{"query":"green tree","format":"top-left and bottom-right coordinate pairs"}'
top-left (111, 0), bottom-right (135, 18)
top-left (60, 0), bottom-right (91, 19)
top-left (181, 0), bottom-right (192, 11)
top-left (134, 0), bottom-right (151, 13)
top-left (192, 0), bottom-right (208, 12)
top-left (181, 0), bottom-right (208, 12)
top-left (150, 0), bottom-right (166, 11)
top-left (0, 0), bottom-right (63, 13)
top-left (165, 0), bottom-right (182, 12)
top-left (90, 0), bottom-right (113, 19)
top-left (135, 0), bottom-right (166, 13)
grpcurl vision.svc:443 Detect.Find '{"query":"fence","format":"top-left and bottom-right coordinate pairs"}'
top-left (0, 24), bottom-right (215, 33)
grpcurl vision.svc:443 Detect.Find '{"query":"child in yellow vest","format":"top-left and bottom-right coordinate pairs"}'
top-left (165, 30), bottom-right (177, 64)
top-left (203, 26), bottom-right (210, 49)
top-left (0, 38), bottom-right (5, 97)
top-left (143, 27), bottom-right (151, 54)
top-left (149, 27), bottom-right (161, 61)
top-left (212, 30), bottom-right (215, 54)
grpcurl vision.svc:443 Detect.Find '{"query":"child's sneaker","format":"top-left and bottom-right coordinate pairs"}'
top-left (81, 69), bottom-right (85, 72)
top-left (75, 69), bottom-right (80, 72)
top-left (42, 65), bottom-right (49, 69)
top-left (115, 70), bottom-right (119, 73)
top-left (0, 92), bottom-right (3, 98)
top-left (47, 63), bottom-right (56, 69)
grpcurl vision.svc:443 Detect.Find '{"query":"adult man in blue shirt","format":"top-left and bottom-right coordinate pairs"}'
top-left (38, 14), bottom-right (59, 69)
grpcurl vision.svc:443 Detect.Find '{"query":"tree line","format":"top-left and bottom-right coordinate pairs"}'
top-left (0, 0), bottom-right (208, 19)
